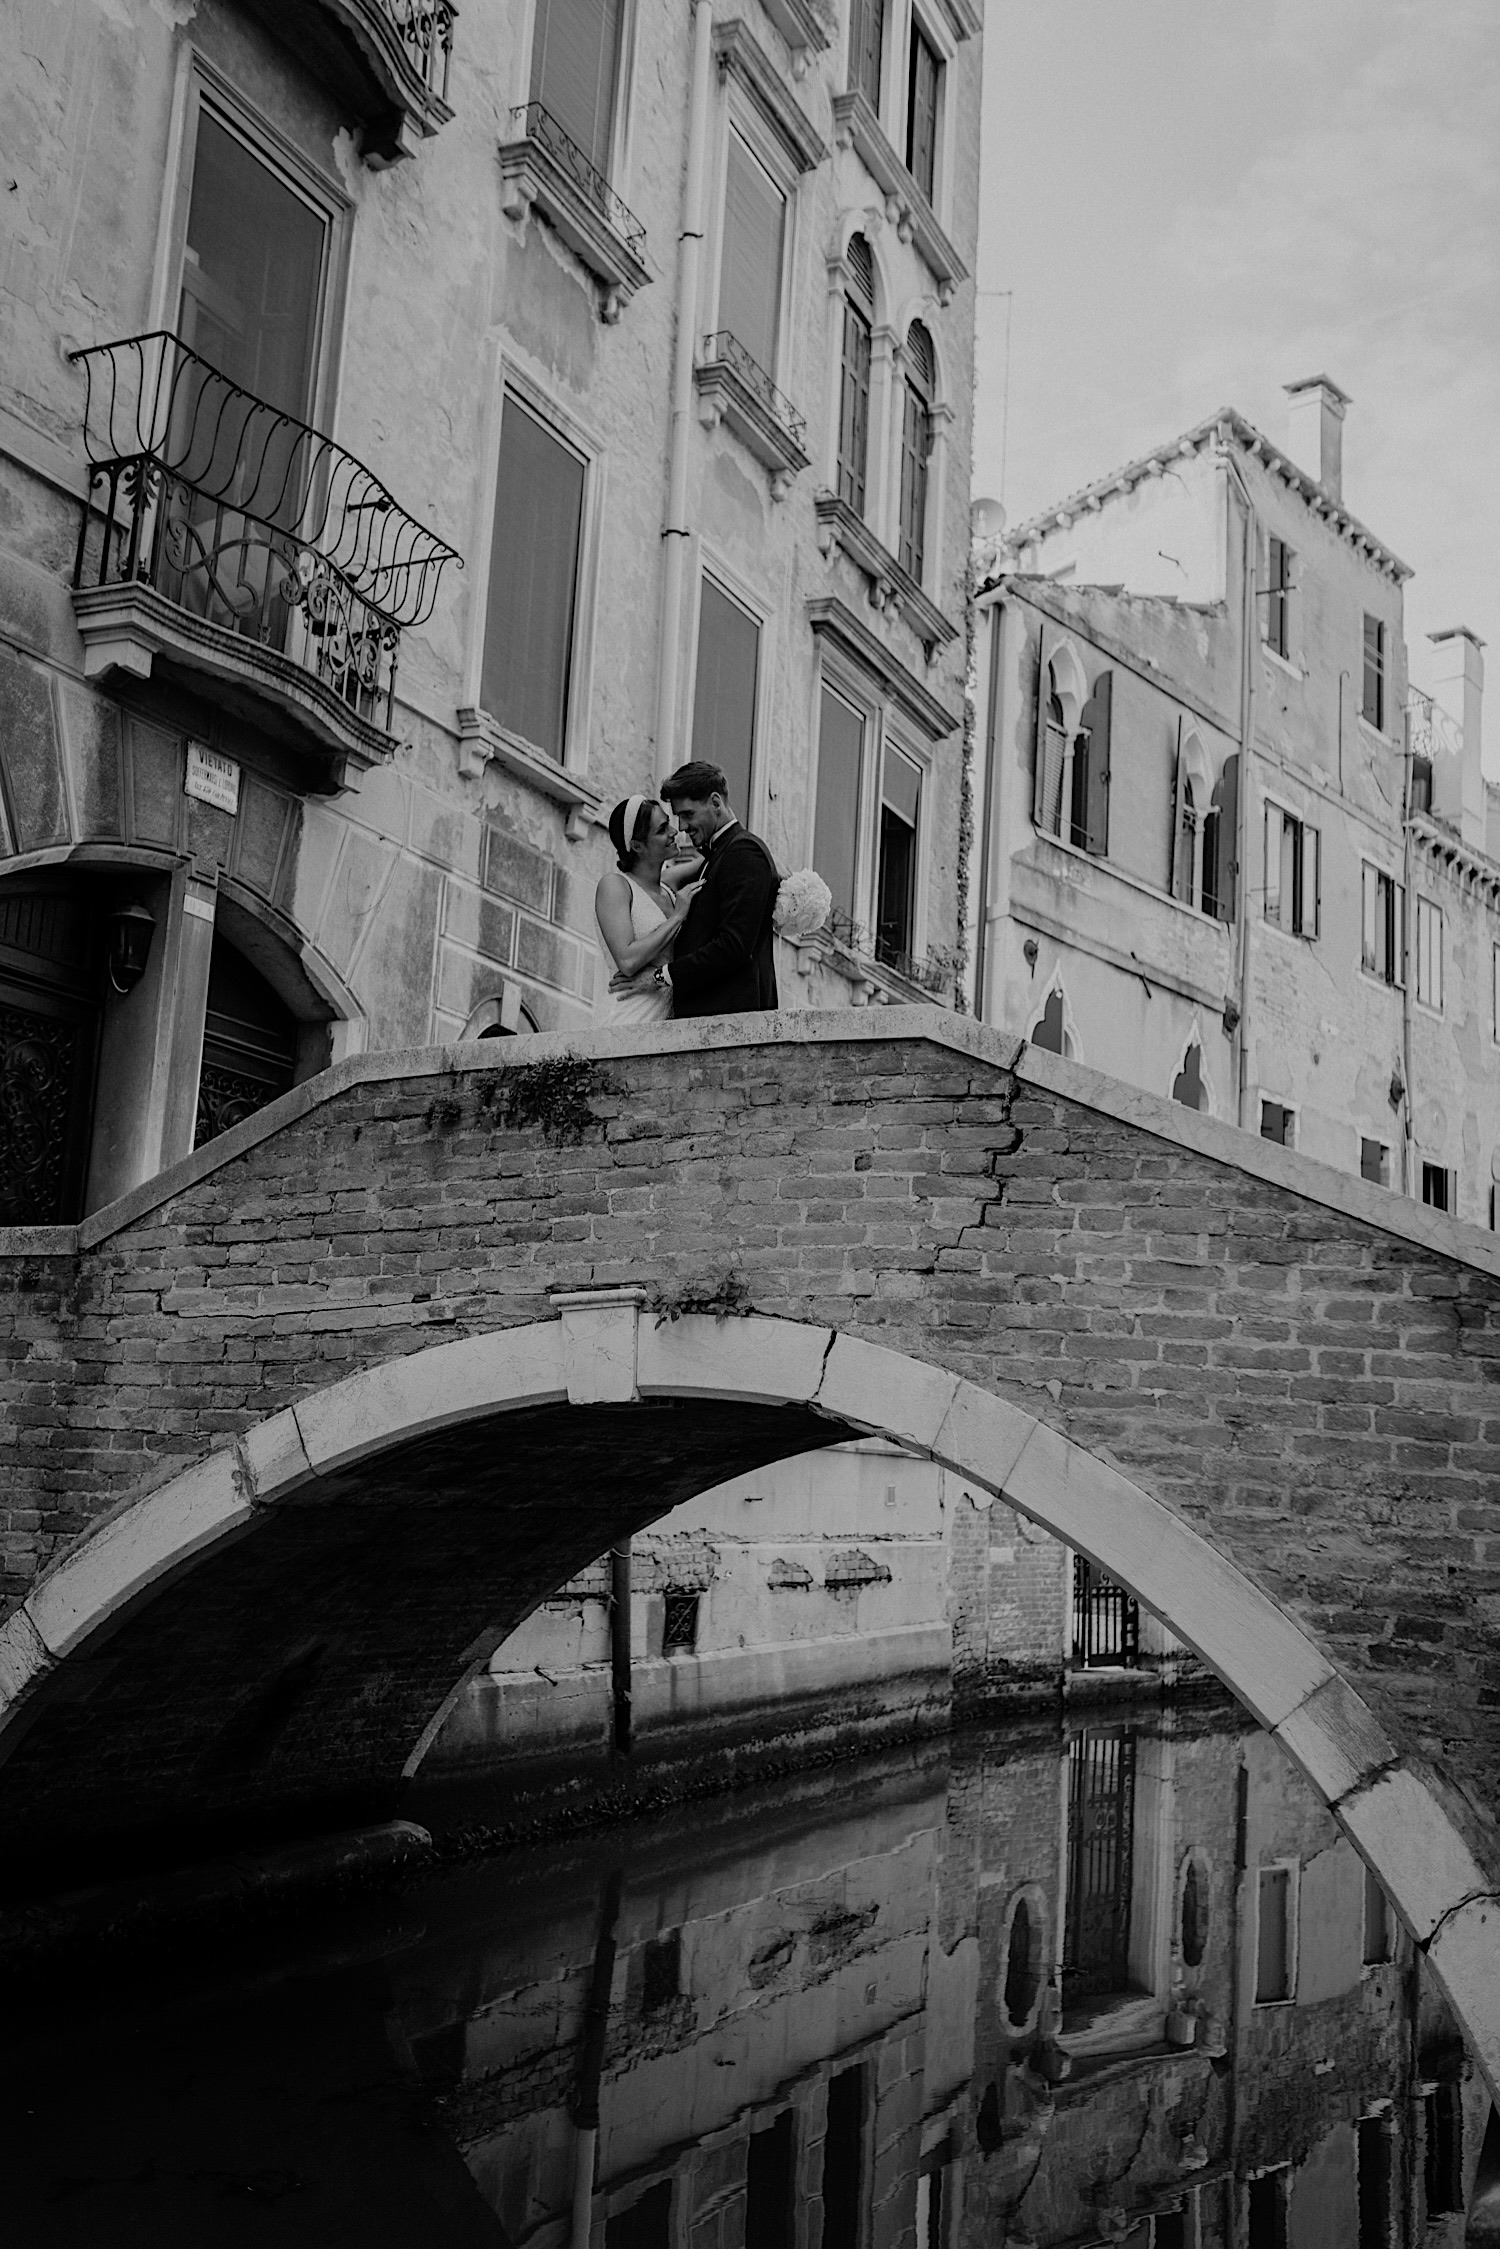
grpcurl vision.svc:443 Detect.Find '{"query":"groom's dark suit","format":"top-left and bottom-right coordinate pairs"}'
top-left (669, 821), bottom-right (780, 1017)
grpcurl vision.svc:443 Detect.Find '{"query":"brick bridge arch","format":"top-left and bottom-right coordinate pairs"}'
top-left (1, 1012), bottom-right (1498, 2083)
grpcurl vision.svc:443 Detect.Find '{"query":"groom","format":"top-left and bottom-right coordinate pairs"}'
top-left (617, 761), bottom-right (779, 1016)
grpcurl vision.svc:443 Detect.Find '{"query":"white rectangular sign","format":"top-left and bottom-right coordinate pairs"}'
top-left (184, 741), bottom-right (240, 815)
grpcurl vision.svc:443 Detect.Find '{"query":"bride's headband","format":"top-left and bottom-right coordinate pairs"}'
top-left (621, 792), bottom-right (652, 853)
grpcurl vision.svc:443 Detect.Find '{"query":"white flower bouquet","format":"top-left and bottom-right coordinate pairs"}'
top-left (772, 867), bottom-right (833, 939)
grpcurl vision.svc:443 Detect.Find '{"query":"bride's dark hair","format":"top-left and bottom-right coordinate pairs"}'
top-left (607, 797), bottom-right (657, 873)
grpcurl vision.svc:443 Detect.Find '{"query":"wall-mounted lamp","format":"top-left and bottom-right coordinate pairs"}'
top-left (107, 901), bottom-right (156, 995)
top-left (1222, 999), bottom-right (1241, 1036)
top-left (1389, 1070), bottom-right (1406, 1110)
top-left (1022, 936), bottom-right (1039, 975)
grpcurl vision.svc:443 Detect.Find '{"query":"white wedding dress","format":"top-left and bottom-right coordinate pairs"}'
top-left (595, 875), bottom-right (674, 1024)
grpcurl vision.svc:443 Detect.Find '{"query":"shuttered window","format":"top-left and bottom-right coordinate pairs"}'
top-left (905, 21), bottom-right (940, 202)
top-left (1361, 863), bottom-right (1403, 984)
top-left (848, 0), bottom-right (884, 108)
top-left (898, 323), bottom-right (934, 583)
top-left (876, 744), bottom-right (921, 964)
top-left (529, 0), bottom-right (623, 175)
top-left (814, 686), bottom-right (864, 925)
top-left (691, 577), bottom-right (759, 814)
top-left (1266, 536), bottom-right (1293, 658)
top-left (481, 395), bottom-right (586, 760)
top-left (837, 237), bottom-right (874, 515)
top-left (1362, 612), bottom-right (1386, 730)
top-left (720, 131), bottom-right (786, 379)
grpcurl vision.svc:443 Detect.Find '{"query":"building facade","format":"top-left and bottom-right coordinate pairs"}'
top-left (970, 381), bottom-right (1500, 1226)
top-left (2, 0), bottom-right (981, 1229)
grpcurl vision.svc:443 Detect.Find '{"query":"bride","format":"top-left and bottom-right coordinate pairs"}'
top-left (594, 793), bottom-right (702, 1023)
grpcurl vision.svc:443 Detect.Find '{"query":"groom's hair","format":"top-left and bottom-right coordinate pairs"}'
top-left (661, 760), bottom-right (729, 806)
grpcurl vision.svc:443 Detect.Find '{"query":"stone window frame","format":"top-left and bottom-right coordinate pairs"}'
top-left (457, 342), bottom-right (607, 805)
top-left (1251, 1857), bottom-right (1299, 2007)
top-left (702, 48), bottom-right (814, 407)
top-left (1414, 893), bottom-right (1444, 1015)
top-left (150, 48), bottom-right (355, 443)
top-left (1026, 974), bottom-right (1079, 1063)
top-left (808, 638), bottom-right (934, 971)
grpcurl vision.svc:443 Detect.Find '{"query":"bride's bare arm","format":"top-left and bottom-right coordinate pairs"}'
top-left (594, 870), bottom-right (694, 979)
top-left (662, 851), bottom-right (705, 894)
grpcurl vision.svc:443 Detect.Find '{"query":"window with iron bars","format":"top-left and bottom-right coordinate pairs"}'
top-left (661, 1589), bottom-right (700, 1653)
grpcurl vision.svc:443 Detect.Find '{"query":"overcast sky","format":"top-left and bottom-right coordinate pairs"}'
top-left (973, 0), bottom-right (1500, 762)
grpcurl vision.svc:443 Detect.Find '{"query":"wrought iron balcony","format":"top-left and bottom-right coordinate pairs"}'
top-left (821, 908), bottom-right (953, 998)
top-left (499, 102), bottom-right (649, 322)
top-left (238, 0), bottom-right (457, 164)
top-left (695, 332), bottom-right (809, 498)
top-left (69, 333), bottom-right (460, 781)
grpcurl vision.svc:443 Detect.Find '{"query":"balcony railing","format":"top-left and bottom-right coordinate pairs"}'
top-left (509, 102), bottom-right (646, 263)
top-left (700, 332), bottom-right (806, 454)
top-left (387, 0), bottom-right (456, 103)
top-left (1406, 688), bottom-right (1463, 764)
top-left (823, 908), bottom-right (953, 996)
top-left (69, 333), bottom-right (459, 749)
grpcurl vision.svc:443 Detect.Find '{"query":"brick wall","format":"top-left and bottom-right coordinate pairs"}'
top-left (5, 1023), bottom-right (1500, 1868)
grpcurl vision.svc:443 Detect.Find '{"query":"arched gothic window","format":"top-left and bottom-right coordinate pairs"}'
top-left (837, 235), bottom-right (874, 517)
top-left (1030, 985), bottom-right (1073, 1059)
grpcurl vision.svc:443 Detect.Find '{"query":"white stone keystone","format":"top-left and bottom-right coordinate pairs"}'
top-left (1274, 1674), bottom-right (1398, 1808)
top-left (550, 1288), bottom-right (643, 1405)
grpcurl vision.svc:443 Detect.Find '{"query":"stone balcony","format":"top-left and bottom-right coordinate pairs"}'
top-left (239, 0), bottom-right (457, 164)
top-left (695, 331), bottom-right (810, 499)
top-left (499, 103), bottom-right (650, 323)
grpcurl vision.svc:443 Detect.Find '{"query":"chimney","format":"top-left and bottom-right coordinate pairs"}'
top-left (1426, 627), bottom-right (1485, 848)
top-left (1283, 374), bottom-right (1351, 503)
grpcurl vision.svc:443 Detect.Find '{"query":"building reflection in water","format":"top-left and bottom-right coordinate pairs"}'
top-left (388, 1711), bottom-right (1485, 2249)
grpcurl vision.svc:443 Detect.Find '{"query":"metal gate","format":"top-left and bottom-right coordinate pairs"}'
top-left (1072, 1554), bottom-right (1140, 1668)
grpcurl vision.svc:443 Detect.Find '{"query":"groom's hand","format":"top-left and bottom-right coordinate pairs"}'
top-left (609, 966), bottom-right (656, 994)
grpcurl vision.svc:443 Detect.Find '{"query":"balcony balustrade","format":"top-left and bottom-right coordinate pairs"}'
top-left (499, 102), bottom-right (650, 322)
top-left (695, 331), bottom-right (810, 498)
top-left (239, 0), bottom-right (457, 164)
top-left (69, 333), bottom-right (460, 784)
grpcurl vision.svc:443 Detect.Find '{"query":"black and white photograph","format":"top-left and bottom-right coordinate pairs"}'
top-left (1, 0), bottom-right (1498, 2239)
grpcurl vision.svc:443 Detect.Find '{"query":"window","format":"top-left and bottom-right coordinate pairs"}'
top-left (1171, 1045), bottom-right (1206, 1112)
top-left (1003, 1896), bottom-right (1041, 2029)
top-left (1361, 864), bottom-right (1404, 985)
top-left (720, 128), bottom-right (786, 380)
top-left (481, 394), bottom-right (587, 760)
top-left (1357, 2117), bottom-right (1392, 2249)
top-left (848, 0), bottom-right (883, 107)
top-left (662, 1590), bottom-right (699, 1653)
top-left (1248, 2171), bottom-right (1289, 2249)
top-left (1265, 536), bottom-right (1293, 659)
top-left (1362, 613), bottom-right (1387, 731)
top-left (1255, 1865), bottom-right (1293, 2002)
top-left (1063, 1730), bottom-right (1137, 2005)
top-left (1154, 2214), bottom-right (1188, 2249)
top-left (915, 2166), bottom-right (944, 2249)
top-left (177, 110), bottom-right (329, 421)
top-left (837, 236), bottom-right (874, 514)
top-left (876, 743), bottom-right (921, 966)
top-left (1171, 732), bottom-right (1213, 907)
top-left (529, 0), bottom-right (623, 174)
top-left (1030, 988), bottom-right (1072, 1058)
top-left (1360, 1138), bottom-right (1390, 1188)
top-left (1263, 805), bottom-right (1320, 938)
top-left (641, 1930), bottom-right (681, 2010)
top-left (1421, 1163), bottom-right (1452, 1214)
top-left (1362, 1864), bottom-right (1393, 1964)
top-left (1424, 2083), bottom-right (1463, 2216)
top-left (822, 2067), bottom-right (864, 2249)
top-left (1260, 1101), bottom-right (1294, 1148)
top-left (691, 576), bottom-right (760, 814)
top-left (1494, 944), bottom-right (1500, 1040)
top-left (1180, 1857), bottom-right (1208, 1968)
top-left (606, 2181), bottom-right (671, 2249)
top-left (1034, 655), bottom-right (1110, 857)
top-left (905, 18), bottom-right (941, 201)
top-left (745, 2112), bottom-right (795, 2249)
top-left (1415, 897), bottom-right (1443, 1009)
top-left (898, 322), bottom-right (935, 583)
top-left (813, 684), bottom-right (864, 928)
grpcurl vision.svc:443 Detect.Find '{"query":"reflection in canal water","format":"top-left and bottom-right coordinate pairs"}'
top-left (3, 1711), bottom-right (1486, 2246)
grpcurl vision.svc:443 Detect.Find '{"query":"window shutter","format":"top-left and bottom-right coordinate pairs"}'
top-left (905, 25), bottom-right (940, 201)
top-left (719, 133), bottom-right (785, 377)
top-left (1362, 863), bottom-right (1376, 969)
top-left (898, 382), bottom-right (931, 581)
top-left (1032, 639), bottom-right (1050, 828)
top-left (1309, 824), bottom-right (1321, 939)
top-left (1079, 671), bottom-right (1111, 857)
top-left (1167, 726), bottom-right (1182, 893)
top-left (481, 395), bottom-right (586, 759)
top-left (837, 300), bottom-right (872, 515)
top-left (849, 0), bottom-right (883, 108)
top-left (814, 685), bottom-right (864, 925)
top-left (1212, 753), bottom-right (1238, 921)
top-left (691, 576), bottom-right (759, 814)
top-left (530, 0), bottom-right (623, 173)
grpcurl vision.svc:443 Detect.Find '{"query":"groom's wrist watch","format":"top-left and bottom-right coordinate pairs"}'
top-left (653, 966), bottom-right (671, 988)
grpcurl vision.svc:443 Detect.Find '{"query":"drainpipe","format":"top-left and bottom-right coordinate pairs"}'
top-left (654, 0), bottom-right (715, 782)
top-left (1400, 737), bottom-right (1416, 1198)
top-left (610, 1539), bottom-right (632, 1755)
top-left (1223, 448), bottom-right (1258, 1131)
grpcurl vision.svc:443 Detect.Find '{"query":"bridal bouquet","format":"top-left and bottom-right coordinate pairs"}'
top-left (772, 867), bottom-right (833, 939)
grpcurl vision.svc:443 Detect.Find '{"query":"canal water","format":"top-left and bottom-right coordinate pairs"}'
top-left (1, 1708), bottom-right (1479, 2245)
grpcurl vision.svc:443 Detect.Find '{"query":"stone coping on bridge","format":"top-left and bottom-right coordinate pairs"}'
top-left (4, 1005), bottom-right (1498, 1282)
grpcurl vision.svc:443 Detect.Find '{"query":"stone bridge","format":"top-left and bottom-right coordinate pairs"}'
top-left (2, 1012), bottom-right (1499, 2086)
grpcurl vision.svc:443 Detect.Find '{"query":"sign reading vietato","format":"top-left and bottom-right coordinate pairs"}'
top-left (184, 741), bottom-right (240, 815)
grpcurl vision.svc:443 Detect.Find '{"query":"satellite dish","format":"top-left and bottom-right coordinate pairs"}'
top-left (971, 496), bottom-right (1007, 539)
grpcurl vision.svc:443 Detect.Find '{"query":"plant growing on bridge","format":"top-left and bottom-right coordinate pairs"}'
top-left (474, 1056), bottom-right (620, 1146)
